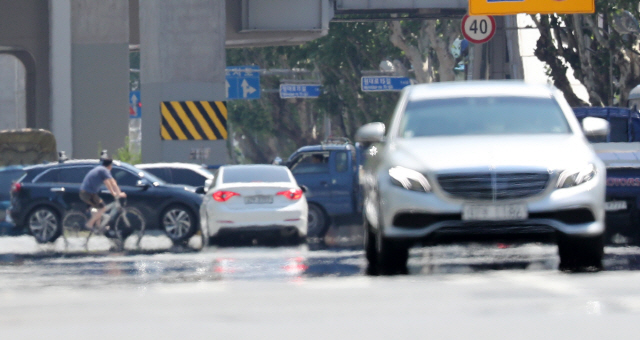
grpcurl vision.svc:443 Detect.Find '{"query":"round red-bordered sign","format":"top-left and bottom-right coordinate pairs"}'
top-left (461, 15), bottom-right (496, 44)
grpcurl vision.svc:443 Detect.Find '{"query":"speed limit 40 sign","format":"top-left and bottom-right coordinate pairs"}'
top-left (461, 15), bottom-right (496, 44)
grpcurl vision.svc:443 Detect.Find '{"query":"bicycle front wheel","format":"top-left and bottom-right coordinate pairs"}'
top-left (62, 210), bottom-right (89, 239)
top-left (114, 207), bottom-right (146, 243)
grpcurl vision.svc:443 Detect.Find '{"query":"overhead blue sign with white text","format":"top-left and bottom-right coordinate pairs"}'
top-left (226, 66), bottom-right (260, 100)
top-left (279, 84), bottom-right (322, 99)
top-left (361, 76), bottom-right (411, 92)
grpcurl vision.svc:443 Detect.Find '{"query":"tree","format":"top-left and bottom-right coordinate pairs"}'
top-left (531, 1), bottom-right (640, 107)
top-left (227, 21), bottom-right (403, 163)
top-left (226, 18), bottom-right (466, 163)
top-left (389, 18), bottom-right (463, 83)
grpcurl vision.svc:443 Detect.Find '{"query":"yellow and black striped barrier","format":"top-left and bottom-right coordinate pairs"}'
top-left (160, 101), bottom-right (227, 140)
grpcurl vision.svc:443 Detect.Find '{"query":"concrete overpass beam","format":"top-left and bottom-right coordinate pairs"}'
top-left (140, 0), bottom-right (228, 164)
top-left (226, 0), bottom-right (333, 48)
top-left (335, 0), bottom-right (468, 11)
top-left (71, 0), bottom-right (129, 159)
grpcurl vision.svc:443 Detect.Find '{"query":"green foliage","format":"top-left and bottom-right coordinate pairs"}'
top-left (227, 21), bottom-right (406, 163)
top-left (533, 1), bottom-right (640, 106)
top-left (114, 136), bottom-right (141, 165)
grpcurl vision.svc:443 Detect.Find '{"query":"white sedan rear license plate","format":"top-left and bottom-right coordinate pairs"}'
top-left (244, 195), bottom-right (273, 204)
top-left (605, 201), bottom-right (627, 212)
top-left (463, 204), bottom-right (528, 221)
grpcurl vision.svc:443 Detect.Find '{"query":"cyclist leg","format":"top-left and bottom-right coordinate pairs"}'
top-left (80, 191), bottom-right (106, 229)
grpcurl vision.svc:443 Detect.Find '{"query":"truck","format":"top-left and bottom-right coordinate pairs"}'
top-left (573, 106), bottom-right (640, 244)
top-left (285, 138), bottom-right (365, 239)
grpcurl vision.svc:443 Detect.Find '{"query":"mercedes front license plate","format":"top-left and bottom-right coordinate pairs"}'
top-left (463, 204), bottom-right (528, 221)
top-left (605, 201), bottom-right (627, 212)
top-left (244, 195), bottom-right (273, 204)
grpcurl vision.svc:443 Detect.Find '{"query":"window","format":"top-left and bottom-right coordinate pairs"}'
top-left (222, 166), bottom-right (291, 184)
top-left (290, 153), bottom-right (330, 174)
top-left (399, 96), bottom-right (570, 138)
top-left (60, 166), bottom-right (92, 184)
top-left (111, 168), bottom-right (140, 187)
top-left (335, 152), bottom-right (348, 173)
top-left (172, 168), bottom-right (207, 187)
top-left (143, 168), bottom-right (170, 182)
top-left (35, 169), bottom-right (60, 183)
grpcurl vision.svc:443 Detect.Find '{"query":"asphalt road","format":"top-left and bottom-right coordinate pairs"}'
top-left (2, 226), bottom-right (640, 339)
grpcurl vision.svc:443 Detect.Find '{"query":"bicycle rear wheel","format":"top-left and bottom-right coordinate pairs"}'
top-left (114, 207), bottom-right (146, 246)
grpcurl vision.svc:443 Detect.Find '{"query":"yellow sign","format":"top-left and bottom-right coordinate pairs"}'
top-left (469, 0), bottom-right (595, 16)
top-left (160, 101), bottom-right (228, 140)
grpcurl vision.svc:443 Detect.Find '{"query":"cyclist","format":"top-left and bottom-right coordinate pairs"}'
top-left (79, 158), bottom-right (126, 230)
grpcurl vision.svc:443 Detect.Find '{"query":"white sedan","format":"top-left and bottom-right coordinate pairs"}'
top-left (200, 164), bottom-right (308, 245)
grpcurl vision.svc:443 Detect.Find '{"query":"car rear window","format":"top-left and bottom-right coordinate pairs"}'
top-left (222, 166), bottom-right (291, 184)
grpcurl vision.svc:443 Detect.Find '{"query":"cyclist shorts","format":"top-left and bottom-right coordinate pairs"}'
top-left (79, 190), bottom-right (105, 209)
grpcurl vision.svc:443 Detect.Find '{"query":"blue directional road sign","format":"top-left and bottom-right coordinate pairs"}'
top-left (279, 84), bottom-right (322, 99)
top-left (361, 76), bottom-right (411, 92)
top-left (226, 66), bottom-right (261, 100)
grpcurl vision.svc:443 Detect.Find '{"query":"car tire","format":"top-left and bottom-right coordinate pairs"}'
top-left (161, 205), bottom-right (197, 244)
top-left (376, 230), bottom-right (409, 275)
top-left (557, 234), bottom-right (604, 272)
top-left (364, 217), bottom-right (378, 275)
top-left (27, 206), bottom-right (61, 244)
top-left (307, 203), bottom-right (329, 239)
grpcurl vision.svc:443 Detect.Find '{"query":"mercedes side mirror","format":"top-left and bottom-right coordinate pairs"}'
top-left (356, 122), bottom-right (386, 144)
top-left (195, 186), bottom-right (206, 194)
top-left (582, 117), bottom-right (610, 138)
top-left (299, 185), bottom-right (308, 193)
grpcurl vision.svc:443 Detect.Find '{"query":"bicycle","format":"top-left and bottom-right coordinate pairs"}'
top-left (62, 197), bottom-right (146, 250)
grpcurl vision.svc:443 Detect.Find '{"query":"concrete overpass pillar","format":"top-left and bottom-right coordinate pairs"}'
top-left (0, 55), bottom-right (26, 129)
top-left (0, 1), bottom-right (50, 131)
top-left (71, 0), bottom-right (130, 159)
top-left (139, 0), bottom-right (228, 164)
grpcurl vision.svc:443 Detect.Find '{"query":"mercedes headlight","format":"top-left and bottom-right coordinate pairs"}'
top-left (389, 166), bottom-right (431, 192)
top-left (556, 163), bottom-right (597, 188)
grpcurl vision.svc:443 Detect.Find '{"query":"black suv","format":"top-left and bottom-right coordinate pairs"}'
top-left (9, 159), bottom-right (203, 244)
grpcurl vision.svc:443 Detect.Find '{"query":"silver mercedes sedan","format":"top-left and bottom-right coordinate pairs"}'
top-left (356, 81), bottom-right (609, 275)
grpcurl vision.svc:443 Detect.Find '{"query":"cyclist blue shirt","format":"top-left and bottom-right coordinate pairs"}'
top-left (80, 165), bottom-right (113, 193)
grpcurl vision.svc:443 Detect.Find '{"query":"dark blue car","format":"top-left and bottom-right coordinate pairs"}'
top-left (0, 165), bottom-right (25, 235)
top-left (9, 159), bottom-right (203, 244)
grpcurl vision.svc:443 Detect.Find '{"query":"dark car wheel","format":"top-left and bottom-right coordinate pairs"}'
top-left (557, 234), bottom-right (604, 272)
top-left (28, 206), bottom-right (61, 244)
top-left (376, 228), bottom-right (409, 275)
top-left (364, 217), bottom-right (378, 275)
top-left (162, 205), bottom-right (197, 244)
top-left (307, 203), bottom-right (329, 239)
